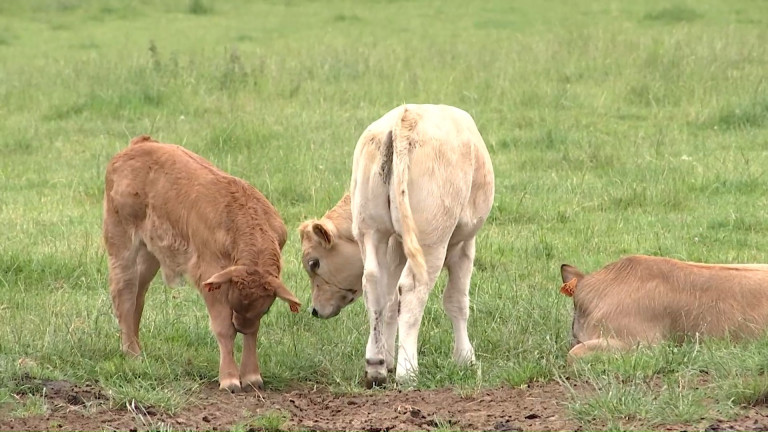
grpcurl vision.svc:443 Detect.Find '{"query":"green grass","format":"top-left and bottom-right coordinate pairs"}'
top-left (1, 0), bottom-right (768, 429)
top-left (233, 410), bottom-right (290, 432)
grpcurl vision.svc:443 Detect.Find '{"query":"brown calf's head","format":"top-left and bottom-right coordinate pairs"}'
top-left (204, 265), bottom-right (301, 334)
top-left (560, 263), bottom-right (586, 348)
top-left (298, 219), bottom-right (363, 319)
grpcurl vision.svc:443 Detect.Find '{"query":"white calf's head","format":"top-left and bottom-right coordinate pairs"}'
top-left (298, 218), bottom-right (363, 319)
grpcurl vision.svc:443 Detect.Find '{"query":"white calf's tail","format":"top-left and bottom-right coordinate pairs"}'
top-left (392, 106), bottom-right (427, 282)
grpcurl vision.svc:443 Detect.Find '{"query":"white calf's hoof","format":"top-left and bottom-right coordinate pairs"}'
top-left (365, 371), bottom-right (387, 389)
top-left (453, 348), bottom-right (476, 366)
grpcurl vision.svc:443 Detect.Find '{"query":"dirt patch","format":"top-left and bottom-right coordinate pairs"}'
top-left (3, 379), bottom-right (768, 431)
top-left (0, 380), bottom-right (574, 431)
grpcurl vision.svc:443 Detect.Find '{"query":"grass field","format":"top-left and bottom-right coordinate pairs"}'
top-left (2, 0), bottom-right (768, 429)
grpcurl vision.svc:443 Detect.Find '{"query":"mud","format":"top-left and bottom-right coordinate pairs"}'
top-left (2, 379), bottom-right (768, 431)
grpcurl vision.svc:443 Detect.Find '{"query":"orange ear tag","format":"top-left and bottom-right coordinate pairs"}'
top-left (560, 278), bottom-right (577, 297)
top-left (205, 283), bottom-right (221, 293)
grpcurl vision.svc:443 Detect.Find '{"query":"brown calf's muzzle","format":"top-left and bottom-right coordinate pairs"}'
top-left (232, 308), bottom-right (267, 334)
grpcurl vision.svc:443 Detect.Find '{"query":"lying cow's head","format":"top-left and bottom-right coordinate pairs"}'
top-left (298, 218), bottom-right (363, 319)
top-left (560, 264), bottom-right (586, 348)
top-left (204, 266), bottom-right (301, 334)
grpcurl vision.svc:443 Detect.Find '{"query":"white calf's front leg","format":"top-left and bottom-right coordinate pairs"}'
top-left (361, 232), bottom-right (395, 388)
top-left (443, 239), bottom-right (476, 365)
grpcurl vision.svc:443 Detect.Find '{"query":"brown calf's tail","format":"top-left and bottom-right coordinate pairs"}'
top-left (392, 106), bottom-right (427, 282)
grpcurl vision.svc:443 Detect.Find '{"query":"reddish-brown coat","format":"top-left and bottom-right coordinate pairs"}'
top-left (103, 135), bottom-right (300, 392)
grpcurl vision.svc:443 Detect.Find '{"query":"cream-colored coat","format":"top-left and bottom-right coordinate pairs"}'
top-left (300, 104), bottom-right (494, 387)
top-left (561, 255), bottom-right (768, 359)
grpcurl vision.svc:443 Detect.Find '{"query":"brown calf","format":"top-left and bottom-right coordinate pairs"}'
top-left (103, 135), bottom-right (300, 392)
top-left (560, 255), bottom-right (768, 359)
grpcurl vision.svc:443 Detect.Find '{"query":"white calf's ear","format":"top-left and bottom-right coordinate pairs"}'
top-left (312, 221), bottom-right (335, 248)
top-left (204, 266), bottom-right (247, 292)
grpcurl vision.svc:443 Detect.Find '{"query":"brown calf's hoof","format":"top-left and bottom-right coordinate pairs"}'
top-left (242, 378), bottom-right (264, 392)
top-left (220, 382), bottom-right (242, 393)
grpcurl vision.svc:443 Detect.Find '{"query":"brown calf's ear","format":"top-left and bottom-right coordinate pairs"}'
top-left (271, 279), bottom-right (302, 313)
top-left (204, 266), bottom-right (247, 292)
top-left (312, 221), bottom-right (335, 248)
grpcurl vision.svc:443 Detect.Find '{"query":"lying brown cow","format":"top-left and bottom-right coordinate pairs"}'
top-left (560, 255), bottom-right (768, 359)
top-left (103, 135), bottom-right (301, 392)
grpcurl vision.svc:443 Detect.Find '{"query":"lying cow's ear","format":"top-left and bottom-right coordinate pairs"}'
top-left (204, 266), bottom-right (247, 292)
top-left (312, 221), bottom-right (335, 248)
top-left (560, 264), bottom-right (583, 284)
top-left (271, 278), bottom-right (302, 313)
top-left (560, 264), bottom-right (583, 297)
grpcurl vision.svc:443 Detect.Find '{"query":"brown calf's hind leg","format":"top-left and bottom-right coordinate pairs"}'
top-left (105, 225), bottom-right (142, 357)
top-left (132, 248), bottom-right (160, 351)
top-left (567, 338), bottom-right (629, 364)
top-left (240, 323), bottom-right (264, 392)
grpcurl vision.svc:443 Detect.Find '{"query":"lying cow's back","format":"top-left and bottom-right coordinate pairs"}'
top-left (574, 255), bottom-right (768, 342)
top-left (104, 136), bottom-right (286, 281)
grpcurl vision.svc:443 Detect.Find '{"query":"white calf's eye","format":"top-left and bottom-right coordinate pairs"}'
top-left (309, 258), bottom-right (320, 272)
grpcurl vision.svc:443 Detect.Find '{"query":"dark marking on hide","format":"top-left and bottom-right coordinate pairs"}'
top-left (379, 130), bottom-right (393, 184)
top-left (366, 358), bottom-right (385, 366)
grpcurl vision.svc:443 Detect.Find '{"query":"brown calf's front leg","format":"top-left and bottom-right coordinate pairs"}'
top-left (205, 298), bottom-right (241, 392)
top-left (240, 324), bottom-right (263, 392)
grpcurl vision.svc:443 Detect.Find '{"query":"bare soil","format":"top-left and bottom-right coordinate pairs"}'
top-left (2, 379), bottom-right (768, 431)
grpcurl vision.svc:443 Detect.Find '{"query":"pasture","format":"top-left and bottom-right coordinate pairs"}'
top-left (1, 0), bottom-right (768, 430)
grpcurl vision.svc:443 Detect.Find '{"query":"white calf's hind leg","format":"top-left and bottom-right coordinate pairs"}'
top-left (384, 240), bottom-right (405, 373)
top-left (443, 239), bottom-right (476, 365)
top-left (361, 231), bottom-right (396, 388)
top-left (383, 288), bottom-right (399, 373)
top-left (395, 245), bottom-right (448, 384)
